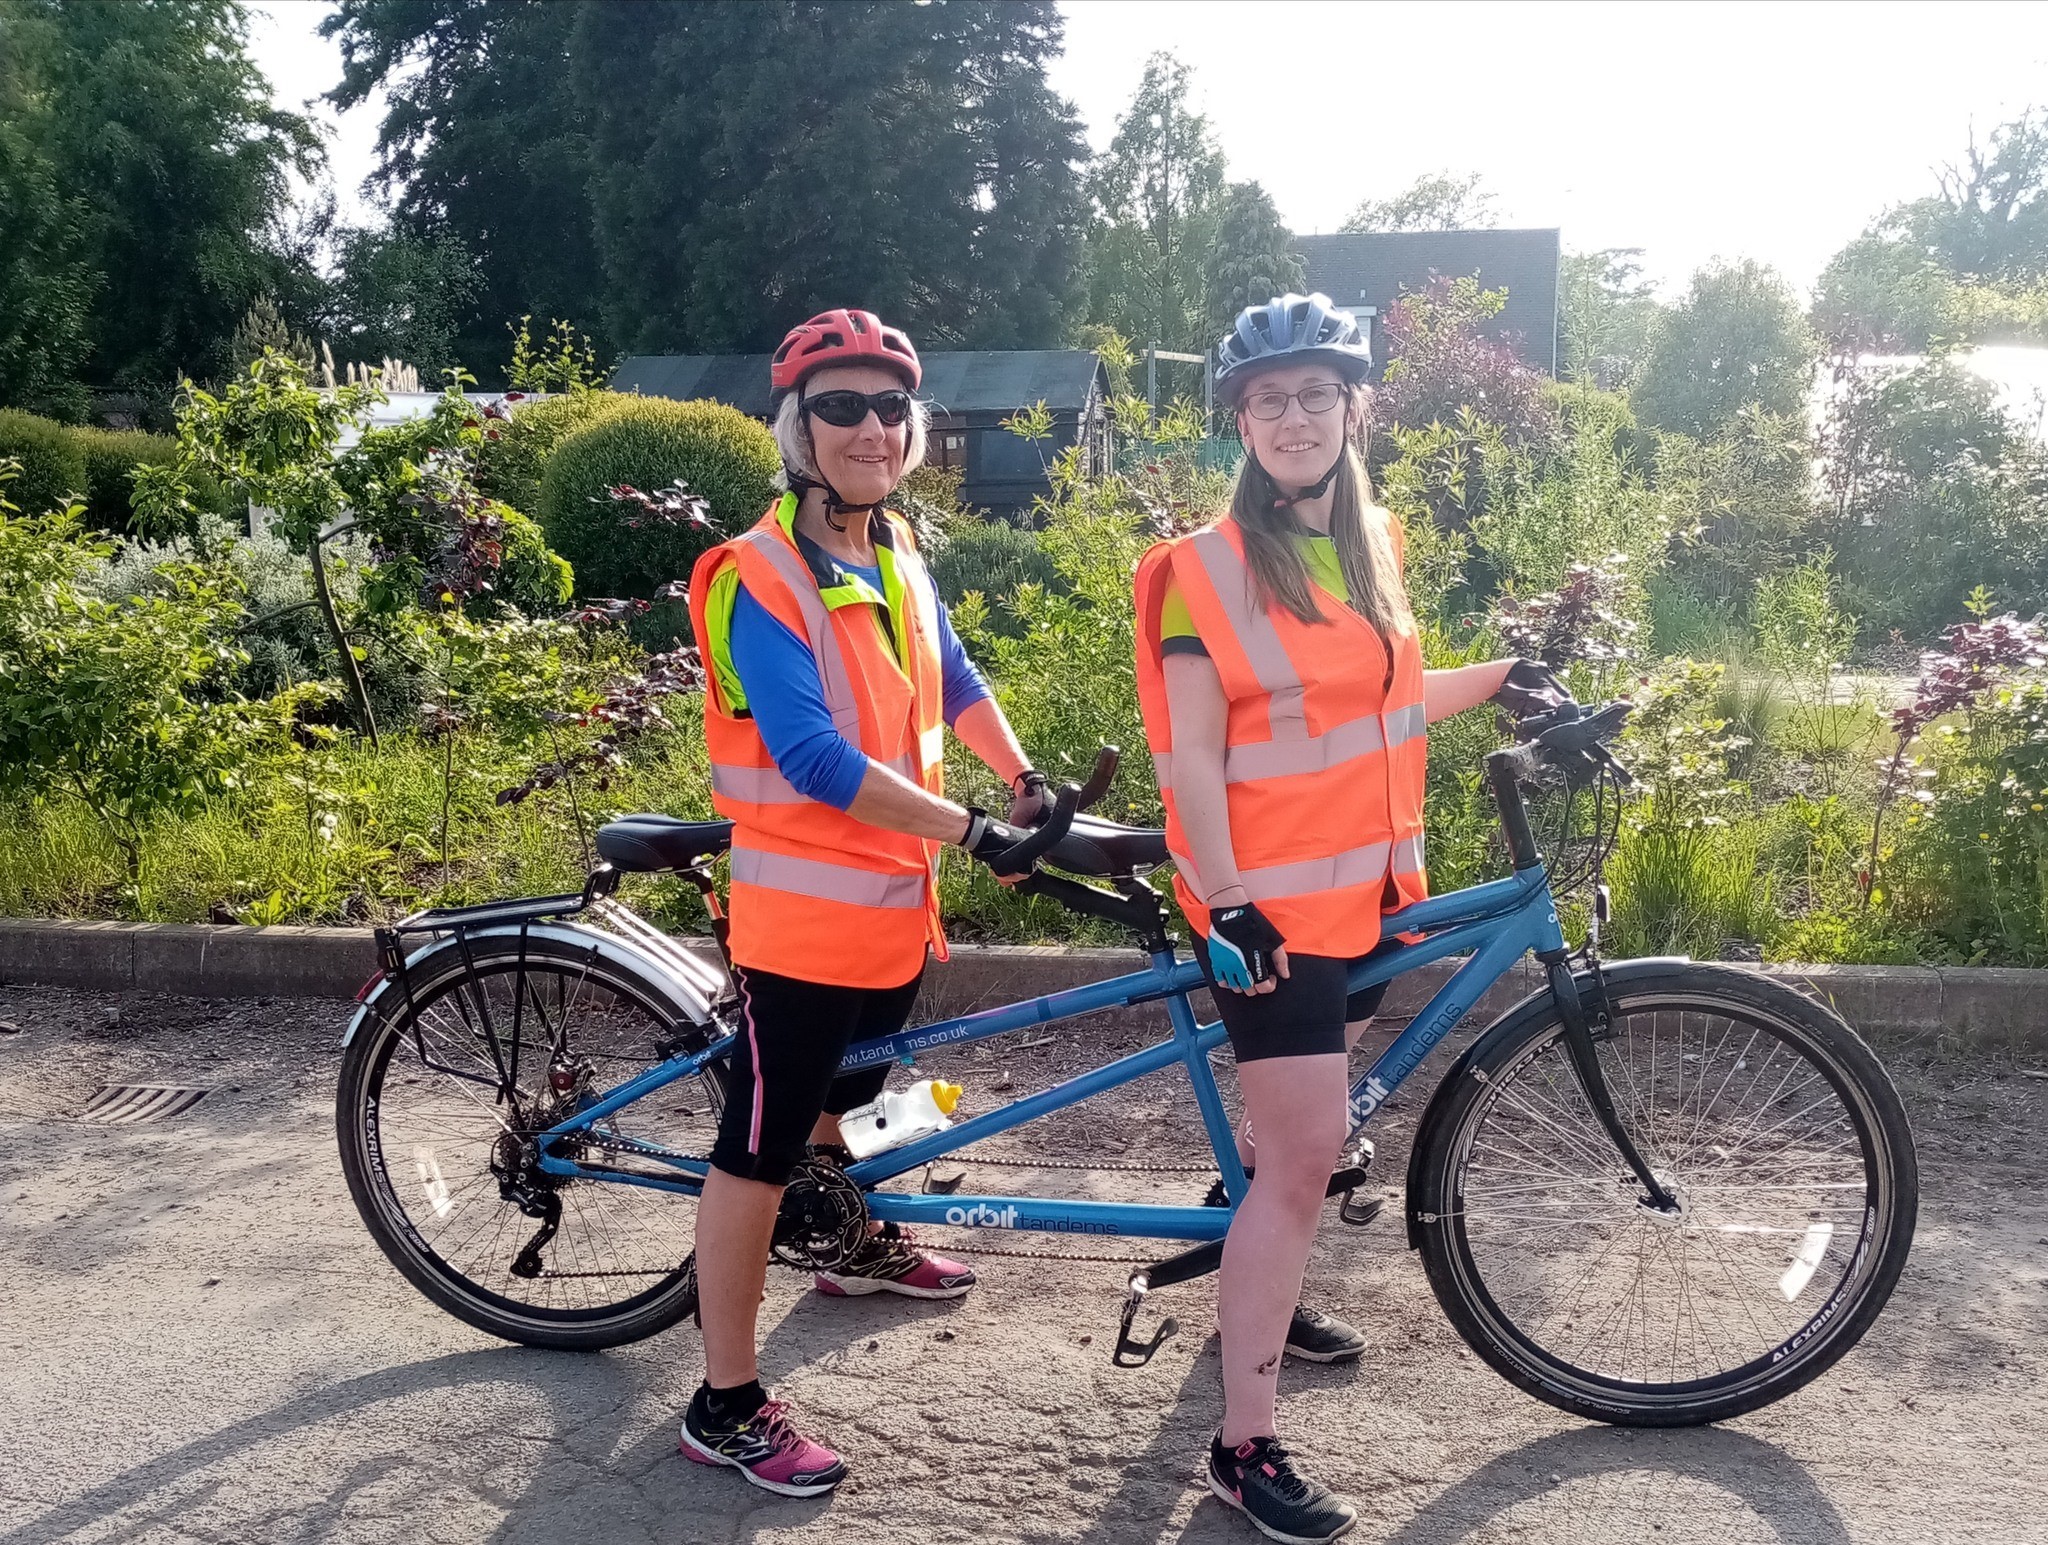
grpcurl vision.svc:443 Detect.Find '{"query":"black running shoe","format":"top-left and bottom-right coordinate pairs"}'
top-left (681, 1393), bottom-right (846, 1497)
top-left (1202, 1175), bottom-right (1366, 1364)
top-left (1284, 1303), bottom-right (1366, 1363)
top-left (1208, 1431), bottom-right (1358, 1543)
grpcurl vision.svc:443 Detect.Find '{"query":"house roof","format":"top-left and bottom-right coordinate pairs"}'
top-left (1294, 228), bottom-right (1562, 374)
top-left (609, 349), bottom-right (1105, 418)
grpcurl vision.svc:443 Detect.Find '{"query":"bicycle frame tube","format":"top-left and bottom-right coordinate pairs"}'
top-left (534, 863), bottom-right (1564, 1243)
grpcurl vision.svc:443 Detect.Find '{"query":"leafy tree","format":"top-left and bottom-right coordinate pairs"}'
top-left (1082, 51), bottom-right (1226, 352)
top-left (1884, 109), bottom-right (2048, 284)
top-left (570, 1), bottom-right (1085, 352)
top-left (1202, 180), bottom-right (1305, 344)
top-left (324, 0), bottom-right (605, 374)
top-left (0, 22), bottom-right (93, 421)
top-left (323, 226), bottom-right (482, 379)
top-left (2, 0), bottom-right (320, 401)
top-left (229, 296), bottom-right (315, 375)
top-left (1342, 171), bottom-right (1496, 233)
top-left (1631, 260), bottom-right (1816, 441)
top-left (1375, 275), bottom-right (1554, 449)
top-left (1810, 235), bottom-right (1957, 355)
top-left (1559, 249), bottom-right (1663, 389)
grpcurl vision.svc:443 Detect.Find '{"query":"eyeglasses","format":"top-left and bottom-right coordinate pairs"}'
top-left (1240, 382), bottom-right (1345, 421)
top-left (802, 388), bottom-right (915, 428)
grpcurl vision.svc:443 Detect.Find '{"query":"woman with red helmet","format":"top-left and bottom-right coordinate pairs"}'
top-left (679, 309), bottom-right (1048, 1496)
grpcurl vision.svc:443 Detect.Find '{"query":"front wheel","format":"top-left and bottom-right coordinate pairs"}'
top-left (1410, 961), bottom-right (1917, 1426)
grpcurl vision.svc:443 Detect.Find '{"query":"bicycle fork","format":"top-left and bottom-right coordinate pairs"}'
top-left (1542, 950), bottom-right (1679, 1216)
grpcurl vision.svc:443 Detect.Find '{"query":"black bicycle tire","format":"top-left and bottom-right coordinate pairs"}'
top-left (1411, 961), bottom-right (1918, 1427)
top-left (336, 935), bottom-right (721, 1352)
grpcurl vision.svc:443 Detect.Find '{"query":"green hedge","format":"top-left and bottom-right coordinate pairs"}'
top-left (495, 506), bottom-right (576, 612)
top-left (475, 390), bottom-right (634, 518)
top-left (0, 409), bottom-right (86, 519)
top-left (927, 518), bottom-right (1066, 637)
top-left (537, 398), bottom-right (779, 598)
top-left (72, 426), bottom-right (182, 532)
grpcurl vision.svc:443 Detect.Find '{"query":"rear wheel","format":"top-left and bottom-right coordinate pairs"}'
top-left (337, 936), bottom-right (726, 1350)
top-left (1412, 962), bottom-right (1917, 1426)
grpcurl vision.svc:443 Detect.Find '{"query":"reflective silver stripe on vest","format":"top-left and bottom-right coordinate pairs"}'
top-left (1188, 528), bottom-right (1307, 738)
top-left (729, 845), bottom-right (927, 909)
top-left (735, 530), bottom-right (861, 734)
top-left (1168, 838), bottom-right (1404, 907)
top-left (1154, 700), bottom-right (1426, 790)
top-left (712, 750), bottom-right (920, 806)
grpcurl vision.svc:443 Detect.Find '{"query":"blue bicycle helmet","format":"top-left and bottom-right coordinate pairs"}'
top-left (1215, 292), bottom-right (1372, 400)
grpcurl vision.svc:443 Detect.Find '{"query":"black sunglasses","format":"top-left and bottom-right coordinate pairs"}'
top-left (802, 388), bottom-right (915, 428)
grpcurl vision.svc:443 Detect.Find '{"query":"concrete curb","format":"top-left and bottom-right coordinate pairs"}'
top-left (0, 917), bottom-right (2041, 1050)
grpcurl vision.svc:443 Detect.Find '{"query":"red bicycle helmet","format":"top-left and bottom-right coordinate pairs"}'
top-left (770, 308), bottom-right (922, 395)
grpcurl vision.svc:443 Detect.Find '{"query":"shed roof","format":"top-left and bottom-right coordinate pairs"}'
top-left (609, 349), bottom-right (1104, 418)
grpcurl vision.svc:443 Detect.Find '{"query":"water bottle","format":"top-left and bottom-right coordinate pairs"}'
top-left (839, 1079), bottom-right (963, 1159)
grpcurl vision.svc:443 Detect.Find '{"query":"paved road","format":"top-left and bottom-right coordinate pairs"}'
top-left (1, 985), bottom-right (2042, 1545)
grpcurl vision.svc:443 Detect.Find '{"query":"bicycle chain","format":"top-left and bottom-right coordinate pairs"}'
top-left (560, 1131), bottom-right (1207, 1268)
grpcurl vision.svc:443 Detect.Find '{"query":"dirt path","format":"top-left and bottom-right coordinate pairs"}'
top-left (0, 984), bottom-right (2041, 1545)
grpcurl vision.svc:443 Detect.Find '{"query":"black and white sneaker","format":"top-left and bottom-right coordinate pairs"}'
top-left (1202, 1173), bottom-right (1367, 1364)
top-left (1284, 1303), bottom-right (1367, 1363)
top-left (1208, 1430), bottom-right (1358, 1543)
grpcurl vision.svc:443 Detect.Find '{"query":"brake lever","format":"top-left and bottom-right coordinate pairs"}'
top-left (1076, 746), bottom-right (1119, 813)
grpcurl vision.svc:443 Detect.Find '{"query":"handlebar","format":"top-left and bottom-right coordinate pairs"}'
top-left (985, 745), bottom-right (1120, 875)
top-left (1485, 700), bottom-right (1633, 871)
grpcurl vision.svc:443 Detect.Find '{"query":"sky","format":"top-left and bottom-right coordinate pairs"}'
top-left (248, 0), bottom-right (2048, 297)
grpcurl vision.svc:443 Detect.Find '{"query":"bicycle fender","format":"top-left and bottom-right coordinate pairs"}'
top-left (343, 920), bottom-right (722, 1047)
top-left (1400, 955), bottom-right (1696, 1251)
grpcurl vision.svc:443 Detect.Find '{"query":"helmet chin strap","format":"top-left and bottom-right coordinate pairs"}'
top-left (793, 410), bottom-right (887, 529)
top-left (1247, 448), bottom-right (1342, 512)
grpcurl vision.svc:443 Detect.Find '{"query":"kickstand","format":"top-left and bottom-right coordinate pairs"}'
top-left (1113, 1274), bottom-right (1179, 1368)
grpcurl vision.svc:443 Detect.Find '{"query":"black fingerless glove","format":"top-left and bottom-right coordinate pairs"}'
top-left (1492, 658), bottom-right (1574, 722)
top-left (959, 806), bottom-right (1032, 875)
top-left (1007, 769), bottom-right (1051, 827)
top-left (1206, 901), bottom-right (1284, 990)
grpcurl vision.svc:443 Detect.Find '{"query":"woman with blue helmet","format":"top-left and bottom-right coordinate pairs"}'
top-left (1133, 294), bottom-right (1566, 1541)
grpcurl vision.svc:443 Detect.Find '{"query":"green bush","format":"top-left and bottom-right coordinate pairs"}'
top-left (71, 425), bottom-right (182, 532)
top-left (475, 390), bottom-right (633, 517)
top-left (928, 518), bottom-right (1065, 627)
top-left (0, 409), bottom-right (86, 518)
top-left (538, 398), bottom-right (779, 599)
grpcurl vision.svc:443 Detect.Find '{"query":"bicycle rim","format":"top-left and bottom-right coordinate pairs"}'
top-left (1438, 989), bottom-right (1905, 1416)
top-left (349, 947), bottom-right (718, 1330)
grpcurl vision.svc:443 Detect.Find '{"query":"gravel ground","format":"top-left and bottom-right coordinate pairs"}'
top-left (0, 983), bottom-right (2042, 1545)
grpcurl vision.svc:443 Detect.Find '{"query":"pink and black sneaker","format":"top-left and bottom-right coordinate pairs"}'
top-left (1208, 1429), bottom-right (1357, 1542)
top-left (681, 1390), bottom-right (846, 1497)
top-left (814, 1224), bottom-right (977, 1299)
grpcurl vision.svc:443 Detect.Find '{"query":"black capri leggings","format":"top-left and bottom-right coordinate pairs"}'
top-left (1193, 936), bottom-right (1396, 1063)
top-left (708, 963), bottom-right (925, 1185)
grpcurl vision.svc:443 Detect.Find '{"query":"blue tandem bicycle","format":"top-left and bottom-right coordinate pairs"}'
top-left (338, 705), bottom-right (1917, 1427)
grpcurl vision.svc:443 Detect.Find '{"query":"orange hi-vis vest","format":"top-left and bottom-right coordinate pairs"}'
top-left (1133, 514), bottom-right (1428, 958)
top-left (688, 495), bottom-right (947, 988)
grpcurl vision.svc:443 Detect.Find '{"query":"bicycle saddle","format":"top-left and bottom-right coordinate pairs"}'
top-left (1041, 814), bottom-right (1168, 879)
top-left (595, 814), bottom-right (735, 872)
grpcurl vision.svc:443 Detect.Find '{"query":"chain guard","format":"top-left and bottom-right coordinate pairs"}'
top-left (769, 1156), bottom-right (869, 1272)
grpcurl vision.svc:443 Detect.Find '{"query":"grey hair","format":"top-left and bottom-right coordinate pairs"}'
top-left (771, 390), bottom-right (930, 492)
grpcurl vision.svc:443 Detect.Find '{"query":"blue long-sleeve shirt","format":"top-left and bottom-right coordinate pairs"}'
top-left (728, 559), bottom-right (990, 810)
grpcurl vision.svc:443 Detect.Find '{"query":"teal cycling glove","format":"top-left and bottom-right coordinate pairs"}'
top-left (1207, 902), bottom-right (1284, 990)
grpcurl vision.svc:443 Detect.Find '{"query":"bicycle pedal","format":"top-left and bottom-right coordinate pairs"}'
top-left (1112, 1277), bottom-right (1180, 1369)
top-left (1340, 1189), bottom-right (1385, 1227)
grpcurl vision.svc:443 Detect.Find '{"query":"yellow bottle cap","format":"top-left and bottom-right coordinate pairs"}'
top-left (930, 1081), bottom-right (963, 1115)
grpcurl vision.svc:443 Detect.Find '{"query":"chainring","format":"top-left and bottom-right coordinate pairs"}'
top-left (769, 1156), bottom-right (869, 1272)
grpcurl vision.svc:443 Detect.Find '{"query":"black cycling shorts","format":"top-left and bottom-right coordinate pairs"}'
top-left (708, 963), bottom-right (924, 1185)
top-left (1193, 936), bottom-right (1395, 1063)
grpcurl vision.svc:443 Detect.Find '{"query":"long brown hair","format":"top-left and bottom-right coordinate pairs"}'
top-left (1229, 384), bottom-right (1413, 639)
